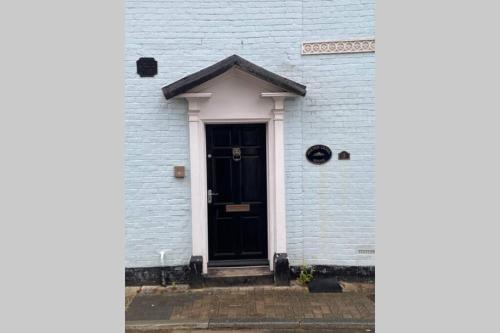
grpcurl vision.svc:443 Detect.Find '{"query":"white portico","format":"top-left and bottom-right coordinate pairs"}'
top-left (162, 55), bottom-right (306, 279)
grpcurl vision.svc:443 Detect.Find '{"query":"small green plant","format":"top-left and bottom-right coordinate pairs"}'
top-left (171, 281), bottom-right (177, 289)
top-left (297, 266), bottom-right (314, 286)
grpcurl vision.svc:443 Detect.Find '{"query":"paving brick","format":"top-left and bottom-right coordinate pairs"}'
top-left (126, 285), bottom-right (375, 326)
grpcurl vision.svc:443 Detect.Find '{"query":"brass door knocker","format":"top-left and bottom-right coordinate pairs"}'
top-left (232, 147), bottom-right (241, 162)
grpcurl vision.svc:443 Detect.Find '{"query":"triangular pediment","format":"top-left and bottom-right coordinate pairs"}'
top-left (162, 55), bottom-right (306, 99)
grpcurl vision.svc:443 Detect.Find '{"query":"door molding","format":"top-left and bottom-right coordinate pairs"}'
top-left (175, 87), bottom-right (298, 274)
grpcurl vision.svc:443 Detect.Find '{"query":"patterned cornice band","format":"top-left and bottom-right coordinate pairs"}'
top-left (302, 39), bottom-right (375, 55)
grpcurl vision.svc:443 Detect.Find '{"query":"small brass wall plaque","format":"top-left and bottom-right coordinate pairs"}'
top-left (338, 151), bottom-right (350, 160)
top-left (225, 204), bottom-right (250, 212)
top-left (174, 166), bottom-right (185, 178)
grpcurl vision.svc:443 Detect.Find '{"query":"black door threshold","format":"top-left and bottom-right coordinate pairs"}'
top-left (208, 259), bottom-right (269, 267)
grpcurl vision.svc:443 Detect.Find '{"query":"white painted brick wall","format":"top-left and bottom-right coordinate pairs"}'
top-left (125, 0), bottom-right (375, 268)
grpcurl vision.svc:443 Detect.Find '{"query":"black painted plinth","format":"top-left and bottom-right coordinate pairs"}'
top-left (308, 277), bottom-right (343, 293)
top-left (125, 266), bottom-right (189, 286)
top-left (125, 264), bottom-right (375, 286)
top-left (189, 255), bottom-right (204, 289)
top-left (273, 253), bottom-right (290, 286)
top-left (290, 265), bottom-right (375, 282)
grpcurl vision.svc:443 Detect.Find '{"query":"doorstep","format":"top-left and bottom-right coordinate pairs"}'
top-left (204, 265), bottom-right (274, 287)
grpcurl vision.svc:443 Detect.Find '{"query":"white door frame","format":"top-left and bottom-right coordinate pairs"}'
top-left (177, 92), bottom-right (297, 274)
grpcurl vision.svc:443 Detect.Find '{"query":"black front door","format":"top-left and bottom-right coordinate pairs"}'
top-left (206, 124), bottom-right (268, 263)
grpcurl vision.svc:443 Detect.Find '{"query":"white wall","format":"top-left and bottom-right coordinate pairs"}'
top-left (125, 0), bottom-right (375, 268)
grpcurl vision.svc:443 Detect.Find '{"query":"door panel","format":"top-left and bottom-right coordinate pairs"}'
top-left (206, 124), bottom-right (268, 262)
top-left (213, 157), bottom-right (232, 202)
top-left (241, 157), bottom-right (260, 202)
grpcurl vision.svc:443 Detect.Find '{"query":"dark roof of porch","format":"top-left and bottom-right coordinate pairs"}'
top-left (162, 54), bottom-right (307, 99)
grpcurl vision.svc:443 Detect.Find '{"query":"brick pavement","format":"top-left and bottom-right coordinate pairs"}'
top-left (125, 283), bottom-right (374, 331)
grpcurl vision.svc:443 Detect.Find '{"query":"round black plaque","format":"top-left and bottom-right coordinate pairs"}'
top-left (306, 145), bottom-right (332, 165)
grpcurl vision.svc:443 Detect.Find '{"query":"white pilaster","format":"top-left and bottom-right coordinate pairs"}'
top-left (187, 110), bottom-right (203, 256)
top-left (261, 92), bottom-right (299, 255)
top-left (266, 121), bottom-right (276, 269)
top-left (272, 108), bottom-right (287, 253)
top-left (177, 94), bottom-right (212, 268)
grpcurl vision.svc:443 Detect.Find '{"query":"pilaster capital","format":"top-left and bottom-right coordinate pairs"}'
top-left (187, 110), bottom-right (200, 122)
top-left (174, 93), bottom-right (212, 115)
top-left (272, 109), bottom-right (285, 121)
top-left (260, 92), bottom-right (298, 115)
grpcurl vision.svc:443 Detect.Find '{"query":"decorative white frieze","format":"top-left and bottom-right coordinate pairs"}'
top-left (301, 39), bottom-right (375, 55)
